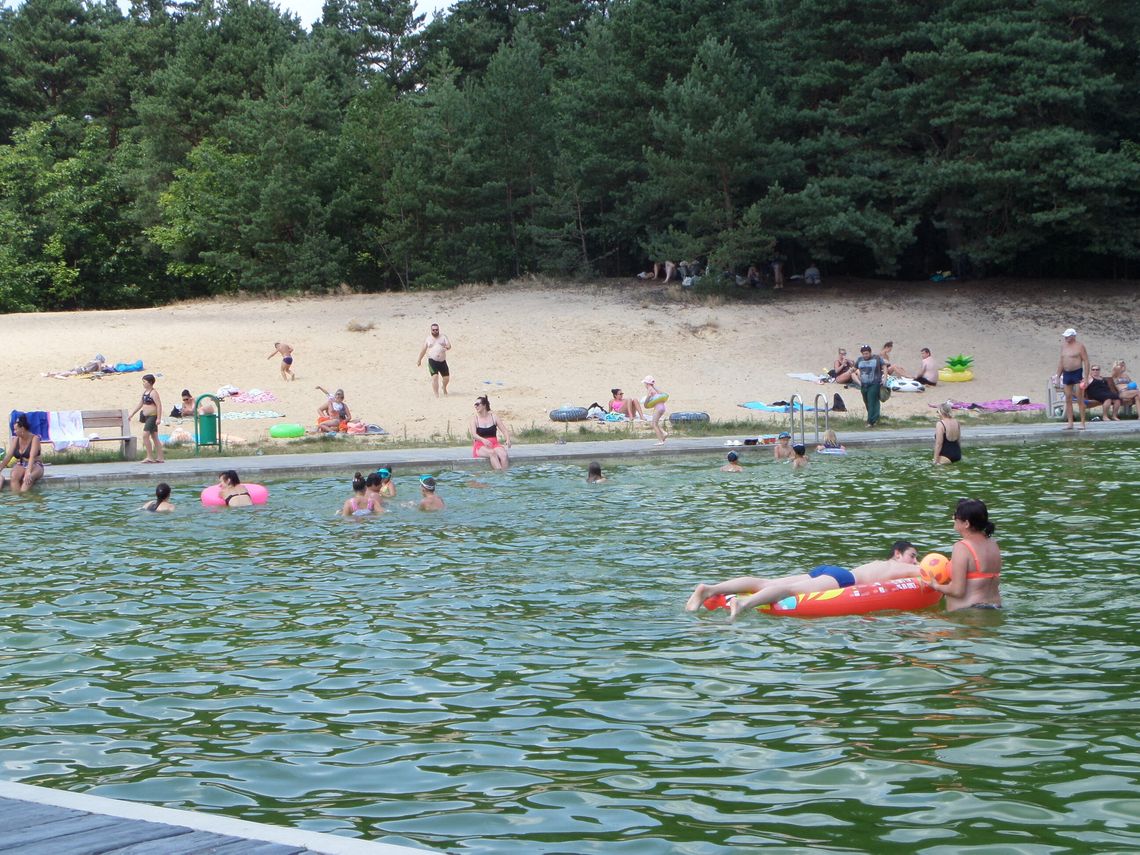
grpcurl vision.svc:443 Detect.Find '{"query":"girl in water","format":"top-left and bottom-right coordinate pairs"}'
top-left (471, 396), bottom-right (511, 469)
top-left (926, 499), bottom-right (1001, 610)
top-left (376, 466), bottom-right (396, 498)
top-left (142, 483), bottom-right (175, 512)
top-left (341, 472), bottom-right (381, 517)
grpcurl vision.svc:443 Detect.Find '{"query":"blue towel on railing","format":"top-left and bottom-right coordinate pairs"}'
top-left (9, 409), bottom-right (50, 440)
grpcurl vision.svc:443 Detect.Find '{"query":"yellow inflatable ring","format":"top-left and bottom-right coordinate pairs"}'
top-left (938, 368), bottom-right (974, 382)
top-left (644, 392), bottom-right (669, 408)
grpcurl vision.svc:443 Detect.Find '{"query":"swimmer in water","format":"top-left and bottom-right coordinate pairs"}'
top-left (817, 430), bottom-right (844, 452)
top-left (773, 432), bottom-right (794, 461)
top-left (142, 482), bottom-right (174, 512)
top-left (721, 451), bottom-right (743, 472)
top-left (218, 470), bottom-right (252, 507)
top-left (419, 475), bottom-right (444, 511)
top-left (587, 461), bottom-right (606, 482)
top-left (341, 472), bottom-right (381, 517)
top-left (924, 498), bottom-right (1002, 610)
top-left (791, 444), bottom-right (809, 469)
top-left (376, 466), bottom-right (396, 498)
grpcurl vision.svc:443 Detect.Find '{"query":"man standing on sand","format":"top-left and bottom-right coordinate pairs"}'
top-left (915, 347), bottom-right (938, 386)
top-left (1057, 328), bottom-right (1091, 430)
top-left (417, 323), bottom-right (452, 396)
top-left (851, 344), bottom-right (886, 427)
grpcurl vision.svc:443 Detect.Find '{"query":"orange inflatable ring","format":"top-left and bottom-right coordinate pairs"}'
top-left (702, 577), bottom-right (941, 618)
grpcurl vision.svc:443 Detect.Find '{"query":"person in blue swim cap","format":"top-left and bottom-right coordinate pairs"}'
top-left (774, 431), bottom-right (794, 461)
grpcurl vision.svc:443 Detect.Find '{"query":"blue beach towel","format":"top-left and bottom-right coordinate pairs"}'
top-left (9, 409), bottom-right (50, 440)
top-left (738, 401), bottom-right (820, 413)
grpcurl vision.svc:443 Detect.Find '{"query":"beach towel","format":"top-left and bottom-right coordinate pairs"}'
top-left (786, 372), bottom-right (829, 384)
top-left (112, 359), bottom-right (144, 373)
top-left (365, 424), bottom-right (387, 435)
top-left (221, 409), bottom-right (284, 420)
top-left (9, 410), bottom-right (50, 441)
top-left (48, 410), bottom-right (89, 450)
top-left (931, 400), bottom-right (1045, 413)
top-left (739, 401), bottom-right (821, 413)
top-left (231, 390), bottom-right (278, 404)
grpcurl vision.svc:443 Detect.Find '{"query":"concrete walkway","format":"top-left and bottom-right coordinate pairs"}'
top-left (35, 418), bottom-right (1140, 489)
top-left (0, 780), bottom-right (434, 854)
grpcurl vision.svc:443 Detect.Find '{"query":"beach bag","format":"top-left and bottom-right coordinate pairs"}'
top-left (832, 393), bottom-right (847, 412)
top-left (879, 385), bottom-right (892, 403)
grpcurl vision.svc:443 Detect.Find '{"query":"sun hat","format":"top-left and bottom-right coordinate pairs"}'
top-left (1062, 328), bottom-right (1077, 338)
top-left (642, 375), bottom-right (655, 385)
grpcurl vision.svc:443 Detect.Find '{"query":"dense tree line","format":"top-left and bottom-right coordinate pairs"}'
top-left (0, 0), bottom-right (1137, 310)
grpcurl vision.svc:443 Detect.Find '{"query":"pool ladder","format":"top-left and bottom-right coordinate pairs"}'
top-left (787, 392), bottom-right (831, 447)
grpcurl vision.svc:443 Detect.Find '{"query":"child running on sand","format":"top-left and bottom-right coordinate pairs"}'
top-left (269, 342), bottom-right (295, 381)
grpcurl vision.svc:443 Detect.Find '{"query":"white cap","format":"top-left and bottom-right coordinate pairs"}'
top-left (642, 375), bottom-right (655, 385)
top-left (1062, 328), bottom-right (1077, 338)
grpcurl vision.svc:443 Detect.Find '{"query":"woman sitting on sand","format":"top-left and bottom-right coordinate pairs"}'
top-left (317, 386), bottom-right (351, 433)
top-left (610, 388), bottom-right (645, 421)
top-left (826, 348), bottom-right (855, 384)
top-left (217, 470), bottom-right (253, 507)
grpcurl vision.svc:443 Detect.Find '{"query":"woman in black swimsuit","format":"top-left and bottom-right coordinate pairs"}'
top-left (933, 401), bottom-right (963, 464)
top-left (218, 470), bottom-right (253, 507)
top-left (1, 414), bottom-right (44, 493)
top-left (470, 396), bottom-right (511, 469)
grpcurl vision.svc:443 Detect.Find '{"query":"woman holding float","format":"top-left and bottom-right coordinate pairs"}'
top-left (471, 396), bottom-right (511, 470)
top-left (925, 499), bottom-right (1002, 610)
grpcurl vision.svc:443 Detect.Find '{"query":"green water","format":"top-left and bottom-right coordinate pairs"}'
top-left (1, 440), bottom-right (1138, 853)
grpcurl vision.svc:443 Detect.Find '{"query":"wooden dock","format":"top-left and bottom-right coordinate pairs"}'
top-left (0, 781), bottom-right (434, 854)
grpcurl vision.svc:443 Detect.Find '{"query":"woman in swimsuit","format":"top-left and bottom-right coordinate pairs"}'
top-left (926, 499), bottom-right (1001, 610)
top-left (142, 483), bottom-right (174, 512)
top-left (933, 401), bottom-right (963, 464)
top-left (128, 374), bottom-right (165, 464)
top-left (341, 472), bottom-right (381, 517)
top-left (217, 470), bottom-right (253, 507)
top-left (316, 386), bottom-right (351, 433)
top-left (826, 349), bottom-right (855, 384)
top-left (609, 388), bottom-right (645, 420)
top-left (470, 396), bottom-right (511, 469)
top-left (1, 414), bottom-right (45, 493)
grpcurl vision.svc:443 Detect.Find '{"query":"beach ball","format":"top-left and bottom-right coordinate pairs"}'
top-left (919, 552), bottom-right (951, 585)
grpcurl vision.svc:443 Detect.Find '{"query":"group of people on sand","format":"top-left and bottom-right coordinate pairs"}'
top-left (607, 376), bottom-right (669, 444)
top-left (686, 498), bottom-right (1002, 617)
top-left (1056, 328), bottom-right (1137, 429)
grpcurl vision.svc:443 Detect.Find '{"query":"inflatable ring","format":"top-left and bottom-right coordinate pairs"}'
top-left (644, 392), bottom-right (669, 408)
top-left (887, 377), bottom-right (925, 393)
top-left (549, 406), bottom-right (588, 422)
top-left (668, 411), bottom-right (710, 423)
top-left (816, 447), bottom-right (846, 455)
top-left (269, 423), bottom-right (305, 438)
top-left (938, 368), bottom-right (974, 383)
top-left (201, 483), bottom-right (269, 506)
top-left (703, 577), bottom-right (941, 617)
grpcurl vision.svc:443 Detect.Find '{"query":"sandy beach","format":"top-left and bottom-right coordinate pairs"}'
top-left (4, 277), bottom-right (1138, 449)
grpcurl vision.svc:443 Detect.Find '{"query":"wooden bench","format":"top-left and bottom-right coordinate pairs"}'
top-left (42, 409), bottom-right (138, 460)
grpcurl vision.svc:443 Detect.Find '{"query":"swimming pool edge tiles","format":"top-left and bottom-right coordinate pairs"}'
top-left (34, 419), bottom-right (1140, 489)
top-left (0, 780), bottom-right (437, 854)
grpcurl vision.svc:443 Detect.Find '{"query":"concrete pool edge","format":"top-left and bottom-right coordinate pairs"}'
top-left (0, 780), bottom-right (437, 854)
top-left (29, 419), bottom-right (1140, 489)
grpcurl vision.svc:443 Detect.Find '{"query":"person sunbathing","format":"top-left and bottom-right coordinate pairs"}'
top-left (609, 388), bottom-right (645, 420)
top-left (684, 541), bottom-right (920, 621)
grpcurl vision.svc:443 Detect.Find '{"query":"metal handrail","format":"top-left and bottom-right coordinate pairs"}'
top-left (813, 393), bottom-right (831, 442)
top-left (788, 393), bottom-right (806, 446)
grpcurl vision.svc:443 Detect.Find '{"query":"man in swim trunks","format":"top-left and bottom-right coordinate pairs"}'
top-left (417, 323), bottom-right (452, 397)
top-left (684, 541), bottom-right (920, 620)
top-left (268, 342), bottom-right (295, 381)
top-left (915, 348), bottom-right (938, 386)
top-left (1056, 327), bottom-right (1091, 430)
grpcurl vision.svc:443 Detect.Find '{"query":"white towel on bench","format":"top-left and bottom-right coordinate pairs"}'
top-left (49, 410), bottom-right (89, 450)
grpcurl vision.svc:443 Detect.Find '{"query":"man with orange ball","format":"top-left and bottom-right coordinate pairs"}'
top-left (685, 541), bottom-right (923, 620)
